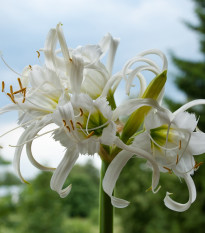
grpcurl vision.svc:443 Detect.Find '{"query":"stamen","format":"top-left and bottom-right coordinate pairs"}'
top-left (13, 87), bottom-right (26, 94)
top-left (0, 117), bottom-right (43, 138)
top-left (17, 78), bottom-right (23, 89)
top-left (86, 131), bottom-right (94, 138)
top-left (70, 120), bottom-right (75, 130)
top-left (176, 154), bottom-right (179, 165)
top-left (36, 51), bottom-right (40, 58)
top-left (194, 161), bottom-right (204, 170)
top-left (0, 54), bottom-right (22, 76)
top-left (80, 108), bottom-right (83, 116)
top-left (163, 166), bottom-right (172, 174)
top-left (179, 140), bottom-right (182, 150)
top-left (10, 85), bottom-right (14, 98)
top-left (22, 89), bottom-right (26, 103)
top-left (29, 65), bottom-right (32, 70)
top-left (62, 120), bottom-right (66, 126)
top-left (1, 81), bottom-right (5, 92)
top-left (76, 122), bottom-right (83, 128)
top-left (9, 128), bottom-right (57, 147)
top-left (69, 58), bottom-right (73, 62)
top-left (66, 126), bottom-right (71, 132)
top-left (7, 93), bottom-right (16, 104)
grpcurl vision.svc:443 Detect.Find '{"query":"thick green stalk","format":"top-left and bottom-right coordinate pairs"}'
top-left (99, 160), bottom-right (114, 233)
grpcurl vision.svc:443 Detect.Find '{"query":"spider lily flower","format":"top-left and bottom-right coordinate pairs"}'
top-left (104, 99), bottom-right (205, 211)
top-left (40, 23), bottom-right (120, 99)
top-left (50, 94), bottom-right (116, 197)
top-left (0, 65), bottom-right (66, 125)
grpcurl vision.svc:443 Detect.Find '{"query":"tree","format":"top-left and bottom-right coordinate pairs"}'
top-left (0, 147), bottom-right (21, 233)
top-left (15, 161), bottom-right (99, 233)
top-left (166, 0), bottom-right (205, 130)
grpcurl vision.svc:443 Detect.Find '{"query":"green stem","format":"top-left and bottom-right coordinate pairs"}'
top-left (99, 160), bottom-right (114, 233)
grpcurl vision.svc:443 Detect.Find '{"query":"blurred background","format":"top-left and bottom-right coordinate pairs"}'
top-left (0, 0), bottom-right (205, 232)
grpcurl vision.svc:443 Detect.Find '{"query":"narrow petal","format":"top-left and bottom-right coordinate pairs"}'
top-left (42, 28), bottom-right (58, 70)
top-left (164, 174), bottom-right (196, 212)
top-left (173, 99), bottom-right (205, 118)
top-left (112, 98), bottom-right (167, 121)
top-left (13, 125), bottom-right (33, 183)
top-left (115, 138), bottom-right (160, 191)
top-left (13, 116), bottom-right (52, 183)
top-left (0, 104), bottom-right (18, 114)
top-left (101, 72), bottom-right (122, 98)
top-left (103, 149), bottom-right (132, 208)
top-left (26, 124), bottom-right (55, 172)
top-left (50, 146), bottom-right (79, 198)
top-left (56, 23), bottom-right (71, 63)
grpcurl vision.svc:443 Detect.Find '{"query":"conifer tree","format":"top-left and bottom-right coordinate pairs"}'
top-left (166, 0), bottom-right (205, 130)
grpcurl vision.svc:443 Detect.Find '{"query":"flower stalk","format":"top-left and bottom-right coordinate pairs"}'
top-left (99, 159), bottom-right (114, 233)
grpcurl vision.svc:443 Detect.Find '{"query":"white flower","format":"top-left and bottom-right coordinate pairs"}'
top-left (40, 23), bottom-right (120, 99)
top-left (50, 93), bottom-right (116, 197)
top-left (103, 98), bottom-right (205, 211)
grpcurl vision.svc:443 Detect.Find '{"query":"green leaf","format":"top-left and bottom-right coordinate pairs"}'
top-left (121, 70), bottom-right (167, 143)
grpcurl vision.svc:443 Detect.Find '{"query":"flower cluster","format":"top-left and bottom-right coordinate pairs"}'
top-left (1, 23), bottom-right (205, 212)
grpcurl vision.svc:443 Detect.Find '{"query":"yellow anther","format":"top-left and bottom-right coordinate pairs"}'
top-left (36, 51), bottom-right (40, 58)
top-left (179, 140), bottom-right (182, 150)
top-left (66, 125), bottom-right (71, 132)
top-left (76, 122), bottom-right (83, 128)
top-left (163, 166), bottom-right (172, 174)
top-left (194, 161), bottom-right (204, 170)
top-left (69, 58), bottom-right (73, 62)
top-left (176, 154), bottom-right (179, 165)
top-left (70, 120), bottom-right (75, 130)
top-left (22, 89), bottom-right (26, 103)
top-left (87, 131), bottom-right (95, 138)
top-left (79, 108), bottom-right (83, 116)
top-left (7, 93), bottom-right (16, 104)
top-left (62, 120), bottom-right (66, 126)
top-left (10, 85), bottom-right (14, 97)
top-left (1, 81), bottom-right (5, 92)
top-left (13, 87), bottom-right (26, 95)
top-left (29, 65), bottom-right (32, 70)
top-left (17, 78), bottom-right (23, 89)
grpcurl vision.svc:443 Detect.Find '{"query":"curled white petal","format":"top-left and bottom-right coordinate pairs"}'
top-left (173, 99), bottom-right (205, 118)
top-left (26, 126), bottom-right (55, 172)
top-left (103, 137), bottom-right (160, 208)
top-left (50, 146), bottom-right (79, 198)
top-left (101, 72), bottom-right (122, 97)
top-left (115, 138), bottom-right (160, 191)
top-left (126, 65), bottom-right (158, 95)
top-left (164, 174), bottom-right (196, 212)
top-left (112, 98), bottom-right (168, 121)
top-left (102, 149), bottom-right (132, 208)
top-left (13, 126), bottom-right (32, 183)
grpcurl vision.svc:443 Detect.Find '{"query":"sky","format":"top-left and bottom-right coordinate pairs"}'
top-left (0, 0), bottom-right (201, 179)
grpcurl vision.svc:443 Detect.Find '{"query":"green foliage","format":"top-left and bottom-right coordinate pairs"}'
top-left (0, 161), bottom-right (100, 233)
top-left (116, 157), bottom-right (205, 233)
top-left (62, 161), bottom-right (99, 217)
top-left (166, 0), bottom-right (205, 131)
